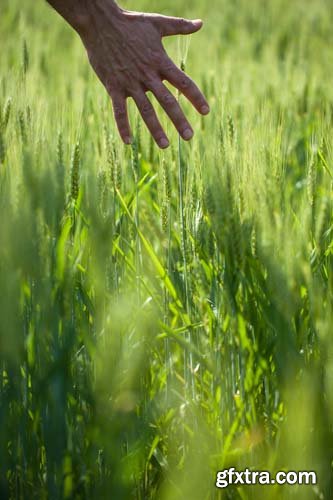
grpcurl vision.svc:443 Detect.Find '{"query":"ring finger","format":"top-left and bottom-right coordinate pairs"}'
top-left (149, 82), bottom-right (194, 141)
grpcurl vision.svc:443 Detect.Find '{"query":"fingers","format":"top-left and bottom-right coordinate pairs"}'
top-left (153, 16), bottom-right (203, 37)
top-left (149, 82), bottom-right (194, 141)
top-left (132, 91), bottom-right (169, 149)
top-left (111, 90), bottom-right (170, 149)
top-left (111, 93), bottom-right (132, 145)
top-left (162, 60), bottom-right (210, 115)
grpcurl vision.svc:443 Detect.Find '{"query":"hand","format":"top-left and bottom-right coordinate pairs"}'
top-left (80, 6), bottom-right (210, 148)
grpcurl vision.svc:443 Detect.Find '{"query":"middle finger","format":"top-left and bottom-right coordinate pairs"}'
top-left (148, 82), bottom-right (194, 141)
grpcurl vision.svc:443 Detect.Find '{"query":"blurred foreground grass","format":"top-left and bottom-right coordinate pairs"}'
top-left (0, 0), bottom-right (333, 498)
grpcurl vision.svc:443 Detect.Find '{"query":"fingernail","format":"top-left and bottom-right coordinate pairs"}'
top-left (159, 138), bottom-right (169, 149)
top-left (124, 136), bottom-right (132, 145)
top-left (201, 105), bottom-right (210, 115)
top-left (193, 19), bottom-right (203, 24)
top-left (183, 129), bottom-right (193, 140)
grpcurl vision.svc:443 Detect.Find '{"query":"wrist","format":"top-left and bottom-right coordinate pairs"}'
top-left (73, 0), bottom-right (124, 40)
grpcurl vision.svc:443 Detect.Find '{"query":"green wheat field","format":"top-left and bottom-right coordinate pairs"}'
top-left (0, 0), bottom-right (333, 498)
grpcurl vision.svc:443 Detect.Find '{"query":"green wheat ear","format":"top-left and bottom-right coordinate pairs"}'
top-left (131, 138), bottom-right (139, 183)
top-left (306, 154), bottom-right (316, 208)
top-left (107, 135), bottom-right (121, 191)
top-left (315, 196), bottom-right (329, 247)
top-left (2, 98), bottom-right (12, 131)
top-left (98, 169), bottom-right (108, 217)
top-left (161, 201), bottom-right (169, 234)
top-left (160, 158), bottom-right (171, 233)
top-left (204, 185), bottom-right (216, 217)
top-left (18, 110), bottom-right (27, 144)
top-left (227, 114), bottom-right (235, 144)
top-left (0, 129), bottom-right (5, 165)
top-left (70, 142), bottom-right (80, 202)
top-left (251, 225), bottom-right (258, 259)
top-left (162, 157), bottom-right (171, 203)
top-left (57, 131), bottom-right (64, 168)
top-left (22, 39), bottom-right (29, 75)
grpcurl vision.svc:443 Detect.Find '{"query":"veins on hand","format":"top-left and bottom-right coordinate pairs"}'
top-left (82, 8), bottom-right (210, 148)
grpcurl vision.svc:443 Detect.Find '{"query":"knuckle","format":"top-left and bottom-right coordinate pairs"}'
top-left (161, 93), bottom-right (174, 106)
top-left (164, 62), bottom-right (175, 73)
top-left (179, 77), bottom-right (192, 90)
top-left (140, 102), bottom-right (154, 117)
top-left (144, 76), bottom-right (159, 90)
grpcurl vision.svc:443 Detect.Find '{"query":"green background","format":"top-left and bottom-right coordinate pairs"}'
top-left (0, 0), bottom-right (333, 498)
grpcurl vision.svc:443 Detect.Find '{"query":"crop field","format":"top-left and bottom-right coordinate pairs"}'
top-left (0, 0), bottom-right (333, 498)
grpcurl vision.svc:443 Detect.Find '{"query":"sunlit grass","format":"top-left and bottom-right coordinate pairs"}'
top-left (0, 0), bottom-right (332, 498)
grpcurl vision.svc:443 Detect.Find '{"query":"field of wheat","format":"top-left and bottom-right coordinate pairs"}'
top-left (0, 0), bottom-right (333, 498)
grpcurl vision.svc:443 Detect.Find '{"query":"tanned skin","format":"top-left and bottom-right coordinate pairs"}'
top-left (46, 0), bottom-right (210, 148)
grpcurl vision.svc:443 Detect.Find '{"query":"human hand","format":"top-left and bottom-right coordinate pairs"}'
top-left (79, 4), bottom-right (210, 148)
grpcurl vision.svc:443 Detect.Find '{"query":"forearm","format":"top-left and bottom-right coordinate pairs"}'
top-left (45, 0), bottom-right (122, 36)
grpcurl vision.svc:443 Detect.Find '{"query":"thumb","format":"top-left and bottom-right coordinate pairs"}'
top-left (154, 16), bottom-right (203, 37)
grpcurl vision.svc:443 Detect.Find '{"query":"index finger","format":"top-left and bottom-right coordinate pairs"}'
top-left (162, 60), bottom-right (210, 115)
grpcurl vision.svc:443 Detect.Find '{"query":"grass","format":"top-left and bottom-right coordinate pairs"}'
top-left (0, 0), bottom-right (333, 498)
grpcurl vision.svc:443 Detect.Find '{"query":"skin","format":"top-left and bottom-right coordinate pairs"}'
top-left (46, 0), bottom-right (210, 148)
